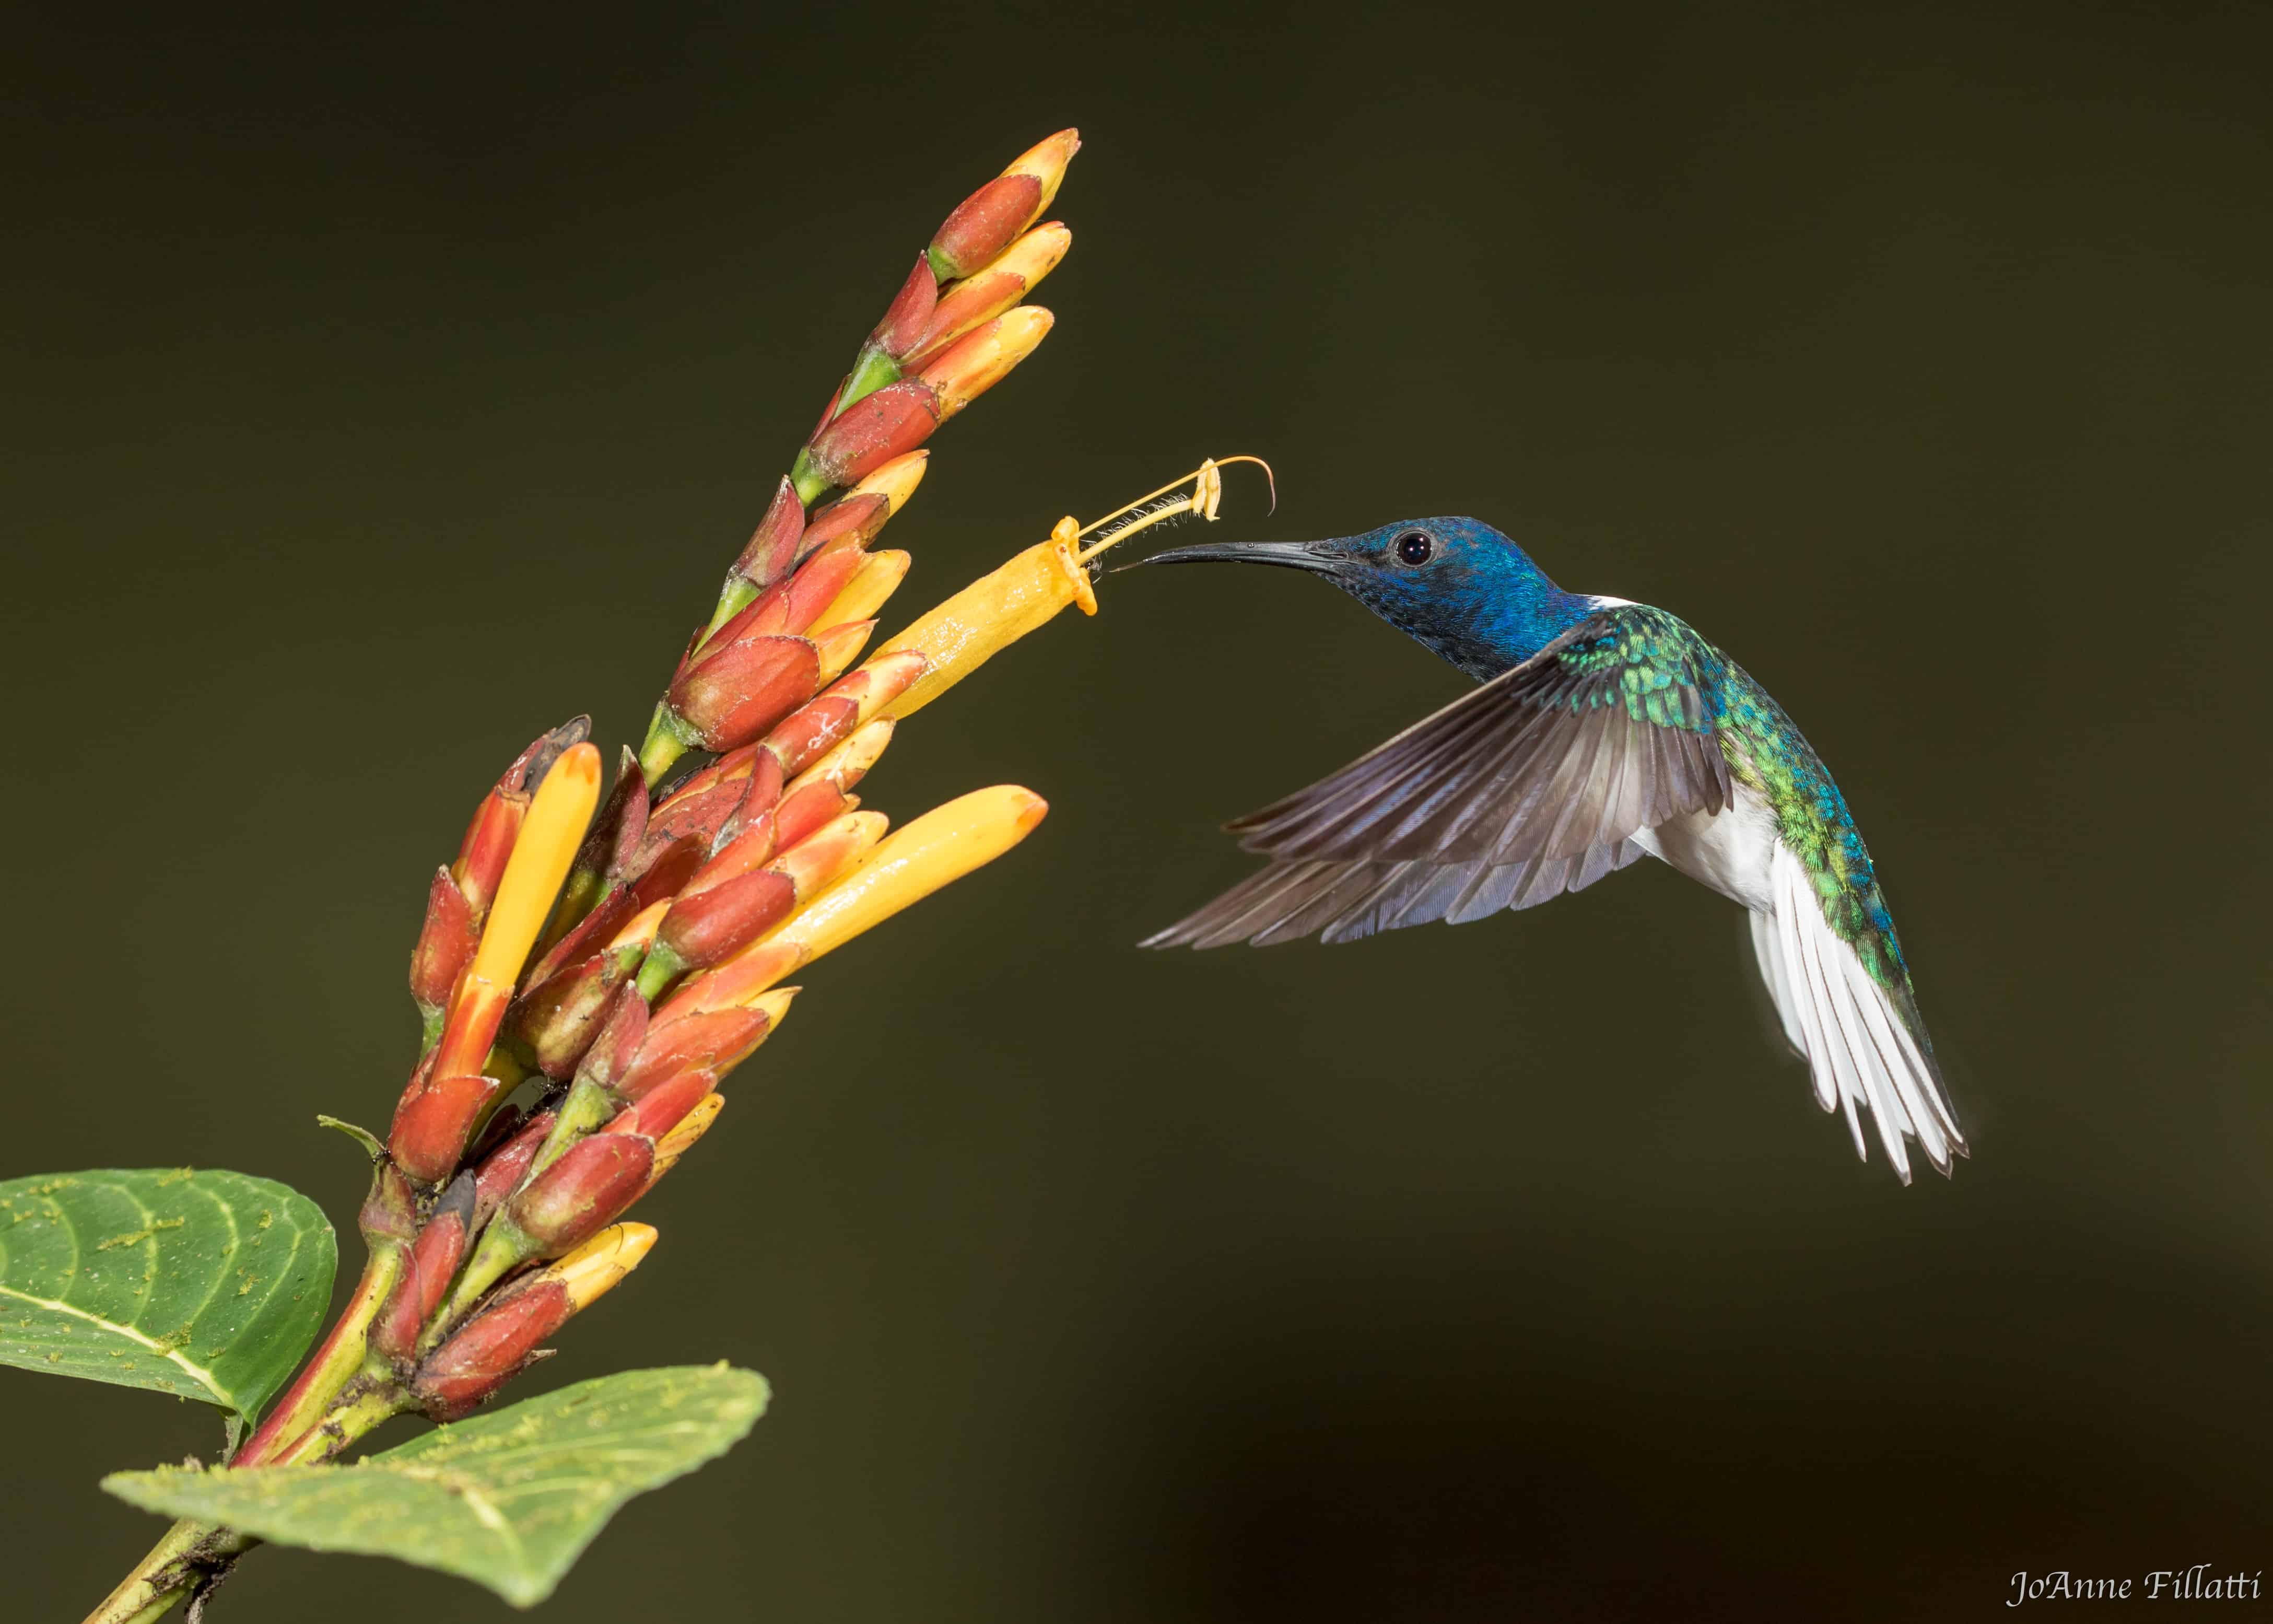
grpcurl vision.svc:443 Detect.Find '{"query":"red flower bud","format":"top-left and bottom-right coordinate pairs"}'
top-left (388, 1067), bottom-right (503, 1187)
top-left (624, 747), bottom-right (781, 883)
top-left (730, 477), bottom-right (806, 593)
top-left (573, 986), bottom-right (652, 1097)
top-left (655, 808), bottom-right (886, 985)
top-left (371, 1173), bottom-right (474, 1367)
top-left (508, 1132), bottom-right (654, 1255)
top-left (512, 942), bottom-right (645, 1079)
top-left (649, 739), bottom-right (753, 811)
top-left (906, 223), bottom-right (1070, 367)
top-left (413, 1279), bottom-right (571, 1421)
top-left (450, 718), bottom-right (592, 919)
top-left (866, 253), bottom-right (939, 363)
top-left (473, 1107), bottom-right (556, 1226)
top-left (407, 867), bottom-right (478, 1018)
top-left (725, 540), bottom-right (869, 644)
top-left (413, 719), bottom-right (591, 1024)
top-left (662, 607), bottom-right (825, 753)
top-left (773, 780), bottom-right (853, 855)
top-left (357, 1156), bottom-right (419, 1251)
top-left (412, 1225), bottom-right (653, 1421)
top-left (924, 129), bottom-right (1077, 281)
top-left (785, 717), bottom-right (894, 797)
top-left (613, 1007), bottom-right (776, 1103)
top-left (519, 879), bottom-right (635, 994)
top-left (758, 649), bottom-right (929, 780)
top-left (929, 174), bottom-right (1043, 283)
top-left (651, 791), bottom-right (840, 973)
top-left (606, 1067), bottom-right (716, 1143)
top-left (910, 308), bottom-right (1052, 420)
top-left (799, 379), bottom-right (943, 493)
top-left (800, 494), bottom-right (889, 558)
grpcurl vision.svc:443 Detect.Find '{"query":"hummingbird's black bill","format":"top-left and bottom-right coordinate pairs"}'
top-left (1121, 539), bottom-right (1336, 574)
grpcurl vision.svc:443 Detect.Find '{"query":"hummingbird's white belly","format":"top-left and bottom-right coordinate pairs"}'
top-left (1629, 781), bottom-right (1780, 914)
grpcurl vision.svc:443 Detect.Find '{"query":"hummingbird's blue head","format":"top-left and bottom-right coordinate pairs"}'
top-left (1135, 516), bottom-right (1591, 680)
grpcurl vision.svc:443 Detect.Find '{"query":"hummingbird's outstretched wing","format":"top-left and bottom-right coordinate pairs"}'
top-left (1146, 607), bottom-right (1732, 948)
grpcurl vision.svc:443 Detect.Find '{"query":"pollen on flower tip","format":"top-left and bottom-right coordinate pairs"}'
top-left (872, 532), bottom-right (1097, 721)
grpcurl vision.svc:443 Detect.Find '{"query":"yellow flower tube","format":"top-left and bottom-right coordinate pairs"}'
top-left (871, 454), bottom-right (1270, 722)
top-left (874, 520), bottom-right (1094, 721)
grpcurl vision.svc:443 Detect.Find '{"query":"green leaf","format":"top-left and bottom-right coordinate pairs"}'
top-left (0, 1167), bottom-right (336, 1424)
top-left (104, 1364), bottom-right (769, 1607)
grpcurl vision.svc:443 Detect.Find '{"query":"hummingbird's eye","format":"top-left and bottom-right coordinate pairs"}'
top-left (1393, 530), bottom-right (1435, 566)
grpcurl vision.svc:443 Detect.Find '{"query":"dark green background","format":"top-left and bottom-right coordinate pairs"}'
top-left (7, 4), bottom-right (2269, 1619)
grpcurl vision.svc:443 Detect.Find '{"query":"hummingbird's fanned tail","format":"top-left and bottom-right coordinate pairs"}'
top-left (1751, 843), bottom-right (1965, 1182)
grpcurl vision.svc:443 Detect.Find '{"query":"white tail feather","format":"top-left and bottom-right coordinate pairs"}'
top-left (1755, 844), bottom-right (1961, 1182)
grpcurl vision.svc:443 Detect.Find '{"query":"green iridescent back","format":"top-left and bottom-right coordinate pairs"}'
top-left (1555, 604), bottom-right (1927, 1041)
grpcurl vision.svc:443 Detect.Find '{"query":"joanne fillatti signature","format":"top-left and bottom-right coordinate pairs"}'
top-left (2009, 1568), bottom-right (2263, 1605)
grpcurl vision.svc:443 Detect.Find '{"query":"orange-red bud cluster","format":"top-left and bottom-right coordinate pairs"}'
top-left (342, 130), bottom-right (1091, 1456)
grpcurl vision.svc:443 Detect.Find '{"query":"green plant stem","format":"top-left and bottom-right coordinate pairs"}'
top-left (85, 1368), bottom-right (411, 1623)
top-left (232, 1244), bottom-right (403, 1466)
top-left (702, 576), bottom-right (763, 642)
top-left (85, 1516), bottom-right (213, 1624)
top-left (530, 1076), bottom-right (619, 1175)
top-left (431, 1218), bottom-right (534, 1348)
top-left (265, 1367), bottom-right (412, 1466)
top-left (638, 702), bottom-right (694, 788)
top-left (634, 942), bottom-right (686, 1003)
top-left (429, 1072), bottom-right (618, 1343)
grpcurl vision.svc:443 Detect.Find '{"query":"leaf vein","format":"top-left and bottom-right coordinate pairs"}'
top-left (0, 1282), bottom-right (223, 1399)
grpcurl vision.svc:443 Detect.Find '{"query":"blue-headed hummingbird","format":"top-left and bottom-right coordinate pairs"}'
top-left (1136, 518), bottom-right (1963, 1183)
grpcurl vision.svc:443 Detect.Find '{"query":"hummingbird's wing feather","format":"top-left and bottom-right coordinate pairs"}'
top-left (1144, 607), bottom-right (1729, 950)
top-left (1227, 609), bottom-right (1732, 870)
top-left (1136, 841), bottom-right (1650, 951)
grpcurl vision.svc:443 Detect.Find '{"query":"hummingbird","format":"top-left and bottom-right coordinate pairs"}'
top-left (1135, 518), bottom-right (1964, 1183)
